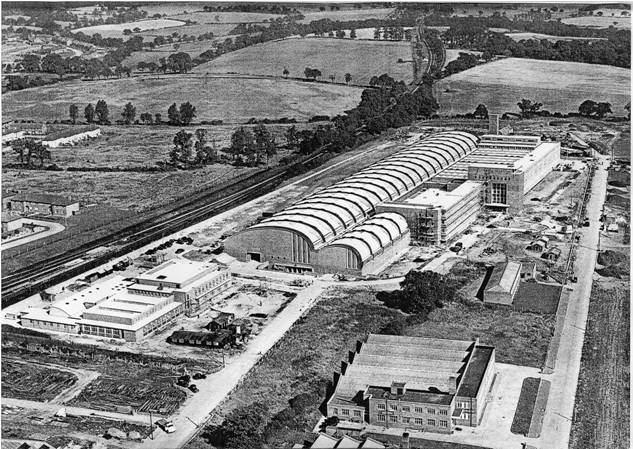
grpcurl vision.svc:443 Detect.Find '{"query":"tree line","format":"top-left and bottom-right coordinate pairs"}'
top-left (68, 101), bottom-right (196, 126)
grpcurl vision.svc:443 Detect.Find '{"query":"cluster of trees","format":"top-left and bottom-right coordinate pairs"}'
top-left (4, 74), bottom-right (68, 93)
top-left (168, 129), bottom-right (218, 167)
top-left (578, 100), bottom-right (613, 119)
top-left (167, 102), bottom-right (196, 126)
top-left (82, 100), bottom-right (110, 124)
top-left (13, 138), bottom-right (51, 167)
top-left (376, 270), bottom-right (457, 320)
top-left (227, 125), bottom-right (277, 166)
top-left (443, 52), bottom-right (484, 76)
top-left (516, 99), bottom-right (544, 118)
top-left (303, 67), bottom-right (322, 80)
top-left (373, 26), bottom-right (411, 41)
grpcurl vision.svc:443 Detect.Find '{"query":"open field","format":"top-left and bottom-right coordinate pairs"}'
top-left (1, 360), bottom-right (77, 402)
top-left (72, 18), bottom-right (186, 38)
top-left (613, 133), bottom-right (631, 160)
top-left (297, 7), bottom-right (394, 23)
top-left (163, 11), bottom-right (281, 24)
top-left (194, 37), bottom-right (413, 85)
top-left (136, 23), bottom-right (236, 41)
top-left (562, 15), bottom-right (631, 29)
top-left (435, 58), bottom-right (631, 116)
top-left (2, 75), bottom-right (362, 123)
top-left (569, 281), bottom-right (630, 449)
top-left (504, 32), bottom-right (607, 42)
top-left (123, 40), bottom-right (224, 66)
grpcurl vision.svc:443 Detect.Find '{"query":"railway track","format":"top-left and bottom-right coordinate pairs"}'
top-left (1, 149), bottom-right (327, 307)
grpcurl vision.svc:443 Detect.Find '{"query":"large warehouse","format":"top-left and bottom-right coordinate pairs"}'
top-left (225, 131), bottom-right (480, 275)
top-left (225, 130), bottom-right (560, 275)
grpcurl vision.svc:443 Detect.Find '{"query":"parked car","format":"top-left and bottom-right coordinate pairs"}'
top-left (188, 384), bottom-right (199, 393)
top-left (175, 248), bottom-right (185, 254)
top-left (156, 419), bottom-right (176, 433)
top-left (192, 372), bottom-right (206, 380)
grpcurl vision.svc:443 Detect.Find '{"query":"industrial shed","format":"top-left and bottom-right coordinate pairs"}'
top-left (225, 131), bottom-right (479, 275)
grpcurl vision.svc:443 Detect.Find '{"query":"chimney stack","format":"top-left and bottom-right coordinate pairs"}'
top-left (489, 114), bottom-right (500, 134)
top-left (448, 375), bottom-right (457, 394)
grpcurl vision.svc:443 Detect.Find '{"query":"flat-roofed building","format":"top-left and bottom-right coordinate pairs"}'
top-left (483, 262), bottom-right (522, 305)
top-left (327, 334), bottom-right (496, 434)
top-left (376, 180), bottom-right (483, 244)
top-left (131, 259), bottom-right (233, 316)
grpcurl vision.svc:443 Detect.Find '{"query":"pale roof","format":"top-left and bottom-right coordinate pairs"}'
top-left (312, 433), bottom-right (340, 449)
top-left (486, 262), bottom-right (522, 293)
top-left (80, 301), bottom-right (182, 332)
top-left (513, 142), bottom-right (560, 172)
top-left (135, 259), bottom-right (215, 286)
top-left (48, 275), bottom-right (130, 318)
top-left (252, 131), bottom-right (478, 248)
top-left (404, 181), bottom-right (482, 209)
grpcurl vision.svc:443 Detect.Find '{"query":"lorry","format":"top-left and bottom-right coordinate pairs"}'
top-left (156, 419), bottom-right (176, 433)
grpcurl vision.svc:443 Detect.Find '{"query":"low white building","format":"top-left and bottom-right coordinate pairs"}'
top-left (42, 126), bottom-right (101, 148)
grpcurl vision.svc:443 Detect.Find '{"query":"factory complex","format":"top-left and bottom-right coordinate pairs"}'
top-left (19, 259), bottom-right (232, 342)
top-left (226, 128), bottom-right (561, 275)
top-left (326, 334), bottom-right (496, 434)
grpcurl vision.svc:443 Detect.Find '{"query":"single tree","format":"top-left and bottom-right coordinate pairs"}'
top-left (121, 102), bottom-right (136, 125)
top-left (84, 103), bottom-right (95, 123)
top-left (167, 103), bottom-right (181, 125)
top-left (179, 102), bottom-right (196, 125)
top-left (170, 130), bottom-right (193, 165)
top-left (595, 102), bottom-right (612, 119)
top-left (285, 125), bottom-right (300, 149)
top-left (344, 73), bottom-right (352, 84)
top-left (95, 99), bottom-right (109, 124)
top-left (473, 104), bottom-right (488, 119)
top-left (329, 74), bottom-right (336, 83)
top-left (254, 124), bottom-right (277, 166)
top-left (350, 29), bottom-right (357, 39)
top-left (69, 104), bottom-right (79, 124)
top-left (229, 127), bottom-right (256, 164)
top-left (282, 68), bottom-right (289, 78)
top-left (517, 99), bottom-right (543, 118)
top-left (155, 113), bottom-right (162, 124)
top-left (578, 99), bottom-right (598, 117)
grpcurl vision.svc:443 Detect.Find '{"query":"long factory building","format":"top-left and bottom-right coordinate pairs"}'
top-left (225, 131), bottom-right (560, 276)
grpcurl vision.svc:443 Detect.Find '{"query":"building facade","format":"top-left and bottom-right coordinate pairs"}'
top-left (7, 193), bottom-right (79, 217)
top-left (326, 334), bottom-right (496, 435)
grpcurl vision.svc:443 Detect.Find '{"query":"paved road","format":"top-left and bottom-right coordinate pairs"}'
top-left (140, 281), bottom-right (326, 449)
top-left (538, 155), bottom-right (608, 449)
top-left (2, 219), bottom-right (65, 250)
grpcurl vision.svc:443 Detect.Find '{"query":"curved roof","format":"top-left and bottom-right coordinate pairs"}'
top-left (328, 213), bottom-right (409, 262)
top-left (252, 131), bottom-right (478, 248)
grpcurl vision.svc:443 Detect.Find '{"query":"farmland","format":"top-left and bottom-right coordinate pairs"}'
top-left (435, 58), bottom-right (631, 116)
top-left (569, 283), bottom-right (630, 449)
top-left (194, 37), bottom-right (414, 85)
top-left (72, 18), bottom-right (186, 38)
top-left (561, 15), bottom-right (631, 29)
top-left (2, 75), bottom-right (362, 123)
top-left (297, 7), bottom-right (394, 23)
top-left (504, 32), bottom-right (607, 42)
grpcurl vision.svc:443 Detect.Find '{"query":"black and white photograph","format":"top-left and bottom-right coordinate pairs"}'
top-left (0, 1), bottom-right (630, 449)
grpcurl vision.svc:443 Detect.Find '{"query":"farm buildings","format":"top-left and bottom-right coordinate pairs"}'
top-left (326, 334), bottom-right (496, 434)
top-left (4, 192), bottom-right (79, 217)
top-left (226, 130), bottom-right (560, 274)
top-left (20, 260), bottom-right (233, 341)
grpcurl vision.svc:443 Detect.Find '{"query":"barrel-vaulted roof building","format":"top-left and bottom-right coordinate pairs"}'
top-left (224, 131), bottom-right (479, 275)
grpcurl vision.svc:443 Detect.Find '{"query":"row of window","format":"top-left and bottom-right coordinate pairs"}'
top-left (82, 324), bottom-right (123, 339)
top-left (376, 403), bottom-right (448, 415)
top-left (332, 408), bottom-right (362, 418)
top-left (376, 415), bottom-right (449, 428)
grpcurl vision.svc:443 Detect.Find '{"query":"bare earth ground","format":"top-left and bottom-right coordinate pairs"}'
top-left (434, 58), bottom-right (631, 116)
top-left (568, 281), bottom-right (630, 449)
top-left (2, 75), bottom-right (362, 123)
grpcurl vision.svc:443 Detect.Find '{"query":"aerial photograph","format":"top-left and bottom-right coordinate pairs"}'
top-left (0, 1), bottom-right (630, 449)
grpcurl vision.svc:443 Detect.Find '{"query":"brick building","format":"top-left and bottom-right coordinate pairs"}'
top-left (6, 192), bottom-right (79, 217)
top-left (327, 334), bottom-right (496, 435)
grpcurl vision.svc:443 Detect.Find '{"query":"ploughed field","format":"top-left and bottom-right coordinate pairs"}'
top-left (2, 75), bottom-right (362, 124)
top-left (434, 58), bottom-right (631, 116)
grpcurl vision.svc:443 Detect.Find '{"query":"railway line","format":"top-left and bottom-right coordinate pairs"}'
top-left (1, 149), bottom-right (328, 307)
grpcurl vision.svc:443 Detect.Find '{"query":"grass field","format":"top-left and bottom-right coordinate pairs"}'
top-left (613, 133), bottom-right (631, 160)
top-left (72, 18), bottom-right (186, 38)
top-left (435, 58), bottom-right (631, 116)
top-left (163, 11), bottom-right (281, 24)
top-left (561, 15), bottom-right (631, 29)
top-left (504, 32), bottom-right (608, 42)
top-left (569, 282), bottom-right (630, 449)
top-left (2, 75), bottom-right (362, 123)
top-left (136, 23), bottom-right (237, 41)
top-left (194, 37), bottom-right (414, 85)
top-left (297, 7), bottom-right (394, 23)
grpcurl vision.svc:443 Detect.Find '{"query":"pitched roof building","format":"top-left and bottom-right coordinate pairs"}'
top-left (483, 261), bottom-right (522, 305)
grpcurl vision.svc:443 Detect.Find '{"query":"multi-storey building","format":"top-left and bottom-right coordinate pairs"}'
top-left (327, 334), bottom-right (496, 435)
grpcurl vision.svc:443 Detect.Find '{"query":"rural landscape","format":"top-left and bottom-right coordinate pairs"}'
top-left (0, 2), bottom-right (630, 449)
